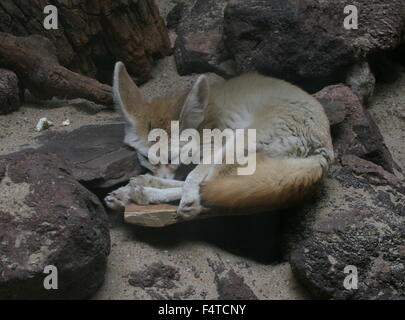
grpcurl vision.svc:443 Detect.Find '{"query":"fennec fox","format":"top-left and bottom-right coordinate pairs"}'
top-left (105, 62), bottom-right (334, 219)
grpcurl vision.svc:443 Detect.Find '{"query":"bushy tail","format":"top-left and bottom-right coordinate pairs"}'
top-left (200, 154), bottom-right (329, 210)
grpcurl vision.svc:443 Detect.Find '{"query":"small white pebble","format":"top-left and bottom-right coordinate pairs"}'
top-left (35, 118), bottom-right (53, 132)
top-left (62, 119), bottom-right (71, 126)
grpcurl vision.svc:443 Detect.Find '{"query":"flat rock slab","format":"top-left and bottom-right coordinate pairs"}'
top-left (125, 204), bottom-right (179, 228)
top-left (284, 158), bottom-right (405, 299)
top-left (37, 123), bottom-right (143, 191)
top-left (124, 203), bottom-right (272, 228)
top-left (0, 150), bottom-right (110, 299)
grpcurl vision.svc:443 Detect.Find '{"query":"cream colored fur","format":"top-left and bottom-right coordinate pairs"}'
top-left (105, 62), bottom-right (334, 219)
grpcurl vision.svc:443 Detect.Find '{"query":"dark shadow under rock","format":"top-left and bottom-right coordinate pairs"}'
top-left (0, 150), bottom-right (110, 299)
top-left (116, 208), bottom-right (285, 264)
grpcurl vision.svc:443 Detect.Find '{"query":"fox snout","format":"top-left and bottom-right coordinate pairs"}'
top-left (153, 164), bottom-right (177, 180)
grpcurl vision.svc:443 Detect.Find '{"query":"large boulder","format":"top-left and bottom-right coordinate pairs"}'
top-left (224, 0), bottom-right (405, 85)
top-left (0, 151), bottom-right (110, 299)
top-left (0, 68), bottom-right (21, 114)
top-left (170, 0), bottom-right (236, 78)
top-left (284, 157), bottom-right (404, 299)
top-left (37, 124), bottom-right (144, 191)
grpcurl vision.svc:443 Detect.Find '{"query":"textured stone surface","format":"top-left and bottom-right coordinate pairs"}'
top-left (125, 204), bottom-right (178, 228)
top-left (224, 0), bottom-right (405, 84)
top-left (128, 262), bottom-right (180, 290)
top-left (0, 0), bottom-right (171, 81)
top-left (171, 0), bottom-right (235, 77)
top-left (37, 124), bottom-right (143, 191)
top-left (0, 68), bottom-right (20, 114)
top-left (345, 61), bottom-right (376, 104)
top-left (314, 84), bottom-right (400, 173)
top-left (284, 159), bottom-right (405, 299)
top-left (314, 87), bottom-right (347, 127)
top-left (216, 270), bottom-right (258, 300)
top-left (0, 151), bottom-right (110, 299)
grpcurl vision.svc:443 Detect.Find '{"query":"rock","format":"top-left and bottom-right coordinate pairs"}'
top-left (172, 0), bottom-right (236, 78)
top-left (345, 62), bottom-right (376, 105)
top-left (314, 84), bottom-right (400, 173)
top-left (124, 204), bottom-right (179, 228)
top-left (0, 69), bottom-right (20, 114)
top-left (224, 0), bottom-right (405, 86)
top-left (166, 1), bottom-right (186, 30)
top-left (285, 159), bottom-right (405, 299)
top-left (341, 155), bottom-right (403, 190)
top-left (314, 88), bottom-right (348, 127)
top-left (128, 262), bottom-right (180, 289)
top-left (216, 270), bottom-right (258, 300)
top-left (0, 151), bottom-right (110, 299)
top-left (0, 0), bottom-right (171, 82)
top-left (37, 124), bottom-right (144, 191)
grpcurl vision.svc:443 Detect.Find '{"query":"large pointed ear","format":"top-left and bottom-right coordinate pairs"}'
top-left (179, 75), bottom-right (210, 130)
top-left (113, 62), bottom-right (147, 129)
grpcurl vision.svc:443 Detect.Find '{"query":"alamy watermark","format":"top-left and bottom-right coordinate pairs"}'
top-left (43, 265), bottom-right (58, 290)
top-left (148, 121), bottom-right (257, 176)
top-left (343, 265), bottom-right (358, 290)
top-left (344, 5), bottom-right (359, 30)
top-left (43, 5), bottom-right (58, 30)
top-left (42, 5), bottom-right (359, 32)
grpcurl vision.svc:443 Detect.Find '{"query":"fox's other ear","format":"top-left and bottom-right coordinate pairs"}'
top-left (179, 75), bottom-right (210, 130)
top-left (113, 62), bottom-right (147, 129)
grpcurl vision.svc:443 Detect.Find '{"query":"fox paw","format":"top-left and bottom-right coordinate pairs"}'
top-left (129, 182), bottom-right (150, 205)
top-left (104, 193), bottom-right (126, 211)
top-left (177, 190), bottom-right (202, 220)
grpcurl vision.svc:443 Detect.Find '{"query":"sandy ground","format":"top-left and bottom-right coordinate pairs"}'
top-left (0, 0), bottom-right (403, 301)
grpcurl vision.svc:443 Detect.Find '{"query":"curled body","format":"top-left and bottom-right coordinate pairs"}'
top-left (105, 62), bottom-right (334, 219)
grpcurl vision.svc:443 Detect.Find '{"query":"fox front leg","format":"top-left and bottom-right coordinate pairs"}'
top-left (177, 164), bottom-right (213, 219)
top-left (131, 174), bottom-right (185, 189)
top-left (105, 182), bottom-right (183, 210)
top-left (104, 182), bottom-right (150, 210)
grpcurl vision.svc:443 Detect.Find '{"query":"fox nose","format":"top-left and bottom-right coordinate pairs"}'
top-left (155, 165), bottom-right (175, 179)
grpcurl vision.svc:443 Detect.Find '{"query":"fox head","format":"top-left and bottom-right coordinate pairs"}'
top-left (113, 62), bottom-right (210, 179)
